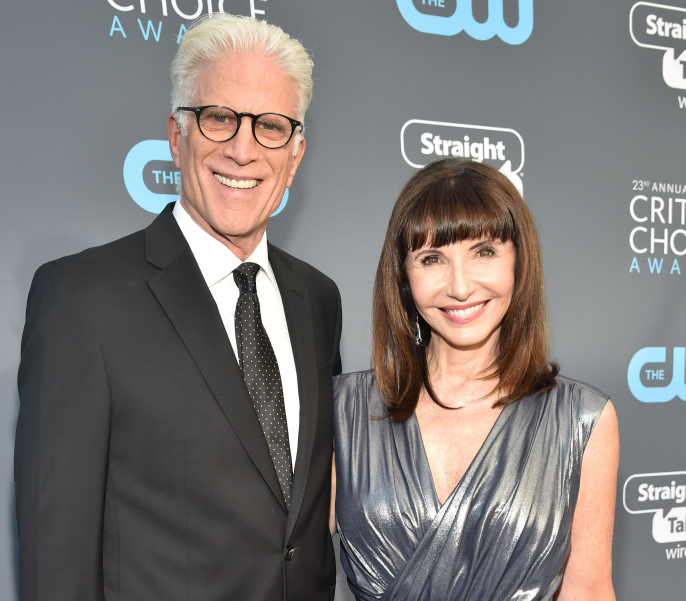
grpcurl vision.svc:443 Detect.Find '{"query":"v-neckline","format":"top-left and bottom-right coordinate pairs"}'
top-left (410, 402), bottom-right (512, 508)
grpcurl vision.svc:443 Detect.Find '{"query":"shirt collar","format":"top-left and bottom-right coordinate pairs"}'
top-left (172, 201), bottom-right (277, 290)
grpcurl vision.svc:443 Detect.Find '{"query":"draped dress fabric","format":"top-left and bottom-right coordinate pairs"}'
top-left (333, 371), bottom-right (608, 601)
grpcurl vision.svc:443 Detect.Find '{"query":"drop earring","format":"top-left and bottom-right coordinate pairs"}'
top-left (415, 314), bottom-right (422, 346)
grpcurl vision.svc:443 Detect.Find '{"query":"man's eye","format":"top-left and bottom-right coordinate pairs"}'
top-left (201, 110), bottom-right (237, 129)
top-left (212, 112), bottom-right (234, 124)
top-left (257, 119), bottom-right (287, 134)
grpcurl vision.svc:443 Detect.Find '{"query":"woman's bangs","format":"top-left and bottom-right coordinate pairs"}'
top-left (403, 179), bottom-right (516, 252)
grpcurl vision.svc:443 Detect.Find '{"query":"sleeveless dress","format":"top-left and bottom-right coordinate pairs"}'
top-left (333, 371), bottom-right (608, 601)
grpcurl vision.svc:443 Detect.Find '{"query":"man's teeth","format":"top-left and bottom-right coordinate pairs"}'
top-left (445, 302), bottom-right (485, 318)
top-left (214, 173), bottom-right (259, 189)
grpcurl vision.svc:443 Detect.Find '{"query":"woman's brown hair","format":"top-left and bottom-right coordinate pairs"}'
top-left (372, 158), bottom-right (558, 421)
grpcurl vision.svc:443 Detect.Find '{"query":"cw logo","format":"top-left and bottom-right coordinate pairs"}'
top-left (627, 347), bottom-right (686, 403)
top-left (396, 0), bottom-right (533, 45)
top-left (123, 140), bottom-right (289, 215)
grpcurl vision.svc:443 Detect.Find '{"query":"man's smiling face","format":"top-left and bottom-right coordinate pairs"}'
top-left (168, 50), bottom-right (305, 258)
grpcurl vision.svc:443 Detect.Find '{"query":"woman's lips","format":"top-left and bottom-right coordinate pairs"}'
top-left (440, 301), bottom-right (488, 324)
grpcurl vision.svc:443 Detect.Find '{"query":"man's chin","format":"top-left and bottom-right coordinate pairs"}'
top-left (207, 214), bottom-right (271, 246)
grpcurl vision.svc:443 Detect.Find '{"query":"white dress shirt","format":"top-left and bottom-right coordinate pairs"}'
top-left (173, 201), bottom-right (299, 467)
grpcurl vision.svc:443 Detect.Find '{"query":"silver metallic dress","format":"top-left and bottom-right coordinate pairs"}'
top-left (334, 371), bottom-right (608, 601)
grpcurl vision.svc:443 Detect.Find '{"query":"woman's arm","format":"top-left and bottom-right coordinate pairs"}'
top-left (329, 451), bottom-right (337, 536)
top-left (555, 400), bottom-right (619, 601)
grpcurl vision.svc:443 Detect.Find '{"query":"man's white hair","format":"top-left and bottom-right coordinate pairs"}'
top-left (171, 13), bottom-right (313, 153)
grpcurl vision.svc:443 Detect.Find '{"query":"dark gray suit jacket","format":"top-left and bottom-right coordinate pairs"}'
top-left (15, 204), bottom-right (342, 601)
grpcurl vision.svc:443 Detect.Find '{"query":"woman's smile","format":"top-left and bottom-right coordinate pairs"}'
top-left (440, 300), bottom-right (489, 324)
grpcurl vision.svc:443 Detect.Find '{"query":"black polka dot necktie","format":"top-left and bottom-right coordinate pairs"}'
top-left (233, 262), bottom-right (292, 509)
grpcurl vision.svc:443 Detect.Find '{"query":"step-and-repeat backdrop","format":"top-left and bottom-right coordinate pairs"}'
top-left (0, 1), bottom-right (684, 599)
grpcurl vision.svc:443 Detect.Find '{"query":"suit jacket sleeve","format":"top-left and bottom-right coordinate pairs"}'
top-left (15, 262), bottom-right (111, 601)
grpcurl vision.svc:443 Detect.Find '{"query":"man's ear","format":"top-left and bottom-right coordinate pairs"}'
top-left (286, 136), bottom-right (306, 188)
top-left (167, 113), bottom-right (182, 169)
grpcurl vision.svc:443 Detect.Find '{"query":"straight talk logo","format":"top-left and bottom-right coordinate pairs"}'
top-left (401, 119), bottom-right (525, 193)
top-left (420, 132), bottom-right (506, 163)
top-left (624, 471), bottom-right (686, 560)
top-left (631, 2), bottom-right (686, 91)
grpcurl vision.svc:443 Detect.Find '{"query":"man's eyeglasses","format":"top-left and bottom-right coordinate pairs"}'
top-left (176, 106), bottom-right (303, 149)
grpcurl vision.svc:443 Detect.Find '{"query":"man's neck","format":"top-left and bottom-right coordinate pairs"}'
top-left (180, 198), bottom-right (266, 261)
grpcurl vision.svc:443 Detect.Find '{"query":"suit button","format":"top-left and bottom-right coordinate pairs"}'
top-left (284, 546), bottom-right (295, 561)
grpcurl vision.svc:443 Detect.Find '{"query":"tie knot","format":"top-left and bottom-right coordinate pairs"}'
top-left (233, 262), bottom-right (261, 294)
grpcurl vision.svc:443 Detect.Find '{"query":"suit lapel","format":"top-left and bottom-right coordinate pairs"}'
top-left (146, 206), bottom-right (287, 513)
top-left (269, 246), bottom-right (319, 540)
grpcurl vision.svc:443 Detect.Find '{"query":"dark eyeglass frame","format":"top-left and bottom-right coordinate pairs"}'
top-left (176, 105), bottom-right (303, 149)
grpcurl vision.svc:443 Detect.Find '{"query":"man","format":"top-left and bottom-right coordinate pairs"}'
top-left (15, 14), bottom-right (341, 601)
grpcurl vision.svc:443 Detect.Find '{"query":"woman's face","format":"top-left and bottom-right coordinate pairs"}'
top-left (406, 238), bottom-right (516, 353)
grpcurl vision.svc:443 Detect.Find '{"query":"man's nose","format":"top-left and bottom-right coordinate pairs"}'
top-left (222, 116), bottom-right (260, 165)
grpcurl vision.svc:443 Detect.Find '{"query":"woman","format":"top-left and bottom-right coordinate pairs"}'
top-left (332, 159), bottom-right (618, 601)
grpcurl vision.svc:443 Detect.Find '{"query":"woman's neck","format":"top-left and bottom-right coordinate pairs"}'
top-left (425, 333), bottom-right (500, 407)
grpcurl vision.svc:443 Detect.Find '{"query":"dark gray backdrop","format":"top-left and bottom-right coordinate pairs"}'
top-left (1, 1), bottom-right (684, 599)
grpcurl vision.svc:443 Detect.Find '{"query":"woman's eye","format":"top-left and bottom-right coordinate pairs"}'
top-left (477, 247), bottom-right (496, 258)
top-left (421, 255), bottom-right (440, 265)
